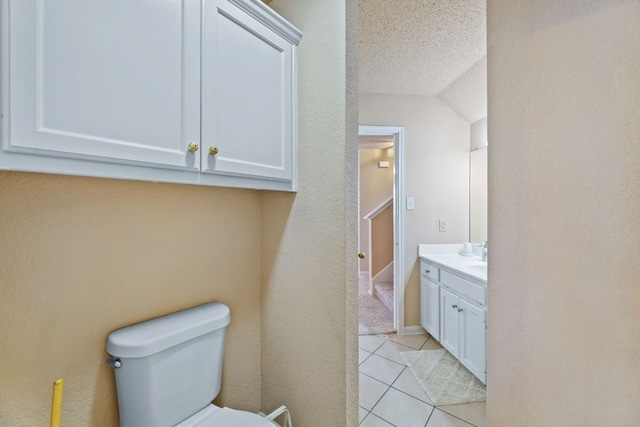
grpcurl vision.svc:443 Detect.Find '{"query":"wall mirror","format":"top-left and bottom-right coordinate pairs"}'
top-left (470, 146), bottom-right (487, 243)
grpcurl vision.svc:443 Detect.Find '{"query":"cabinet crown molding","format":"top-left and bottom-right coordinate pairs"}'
top-left (229, 0), bottom-right (302, 45)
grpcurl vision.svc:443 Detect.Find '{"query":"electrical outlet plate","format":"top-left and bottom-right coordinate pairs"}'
top-left (439, 219), bottom-right (447, 232)
top-left (406, 197), bottom-right (415, 210)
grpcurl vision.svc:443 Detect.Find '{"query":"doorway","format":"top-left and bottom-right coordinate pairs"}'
top-left (358, 125), bottom-right (405, 334)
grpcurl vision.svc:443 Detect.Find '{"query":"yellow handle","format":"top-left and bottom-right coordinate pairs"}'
top-left (50, 379), bottom-right (64, 427)
top-left (358, 252), bottom-right (365, 259)
top-left (188, 142), bottom-right (199, 152)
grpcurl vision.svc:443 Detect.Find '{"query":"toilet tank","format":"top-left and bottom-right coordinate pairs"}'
top-left (106, 302), bottom-right (231, 427)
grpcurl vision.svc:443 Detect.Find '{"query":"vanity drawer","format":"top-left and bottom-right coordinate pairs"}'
top-left (421, 261), bottom-right (440, 282)
top-left (440, 270), bottom-right (485, 306)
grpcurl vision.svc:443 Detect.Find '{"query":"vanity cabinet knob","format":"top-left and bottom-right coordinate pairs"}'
top-left (425, 269), bottom-right (430, 274)
top-left (457, 308), bottom-right (464, 312)
top-left (209, 146), bottom-right (219, 155)
top-left (452, 304), bottom-right (458, 309)
top-left (188, 142), bottom-right (199, 152)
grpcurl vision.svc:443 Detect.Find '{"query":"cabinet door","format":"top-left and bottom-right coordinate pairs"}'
top-left (459, 298), bottom-right (487, 384)
top-left (439, 287), bottom-right (460, 357)
top-left (420, 278), bottom-right (440, 340)
top-left (5, 0), bottom-right (201, 170)
top-left (201, 0), bottom-right (295, 184)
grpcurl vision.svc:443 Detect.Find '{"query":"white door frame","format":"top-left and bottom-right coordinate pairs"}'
top-left (358, 125), bottom-right (405, 335)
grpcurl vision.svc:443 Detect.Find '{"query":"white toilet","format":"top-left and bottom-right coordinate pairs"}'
top-left (106, 302), bottom-right (279, 427)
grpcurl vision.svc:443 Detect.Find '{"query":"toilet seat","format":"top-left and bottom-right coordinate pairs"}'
top-left (176, 404), bottom-right (275, 427)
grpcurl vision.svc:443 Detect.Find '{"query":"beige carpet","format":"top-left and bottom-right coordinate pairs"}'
top-left (358, 280), bottom-right (394, 335)
top-left (400, 349), bottom-right (486, 406)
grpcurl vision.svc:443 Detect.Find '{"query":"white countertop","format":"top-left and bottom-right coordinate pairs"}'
top-left (418, 244), bottom-right (487, 283)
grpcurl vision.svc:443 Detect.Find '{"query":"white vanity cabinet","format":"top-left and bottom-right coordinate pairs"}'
top-left (420, 261), bottom-right (440, 340)
top-left (1, 0), bottom-right (301, 191)
top-left (419, 253), bottom-right (487, 384)
top-left (440, 287), bottom-right (486, 383)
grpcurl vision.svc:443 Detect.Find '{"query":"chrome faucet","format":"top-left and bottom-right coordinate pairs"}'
top-left (481, 242), bottom-right (488, 262)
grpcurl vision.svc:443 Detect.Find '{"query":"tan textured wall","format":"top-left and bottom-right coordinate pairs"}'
top-left (359, 94), bottom-right (469, 327)
top-left (487, 1), bottom-right (640, 425)
top-left (0, 172), bottom-right (262, 426)
top-left (345, 0), bottom-right (359, 421)
top-left (262, 0), bottom-right (358, 425)
top-left (359, 148), bottom-right (394, 272)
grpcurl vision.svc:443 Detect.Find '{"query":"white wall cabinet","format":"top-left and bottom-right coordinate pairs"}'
top-left (419, 256), bottom-right (486, 384)
top-left (0, 0), bottom-right (301, 191)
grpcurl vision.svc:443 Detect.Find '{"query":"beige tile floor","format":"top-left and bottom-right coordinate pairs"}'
top-left (358, 333), bottom-right (486, 427)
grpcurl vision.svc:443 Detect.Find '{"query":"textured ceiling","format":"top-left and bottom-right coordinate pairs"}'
top-left (359, 0), bottom-right (487, 122)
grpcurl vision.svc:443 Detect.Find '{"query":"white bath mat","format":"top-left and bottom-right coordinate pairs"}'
top-left (399, 349), bottom-right (486, 406)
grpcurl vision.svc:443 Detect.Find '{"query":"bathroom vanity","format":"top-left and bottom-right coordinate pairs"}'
top-left (418, 244), bottom-right (487, 384)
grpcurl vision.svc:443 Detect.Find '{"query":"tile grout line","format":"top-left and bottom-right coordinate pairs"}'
top-left (359, 349), bottom-right (373, 366)
top-left (423, 407), bottom-right (434, 427)
top-left (363, 384), bottom-right (394, 426)
top-left (435, 406), bottom-right (480, 427)
top-left (389, 367), bottom-right (435, 407)
top-left (359, 370), bottom-right (393, 386)
top-left (366, 351), bottom-right (408, 367)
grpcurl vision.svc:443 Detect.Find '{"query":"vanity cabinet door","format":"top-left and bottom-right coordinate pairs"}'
top-left (5, 0), bottom-right (201, 171)
top-left (200, 0), bottom-right (296, 186)
top-left (459, 298), bottom-right (486, 384)
top-left (420, 276), bottom-right (440, 340)
top-left (440, 287), bottom-right (460, 357)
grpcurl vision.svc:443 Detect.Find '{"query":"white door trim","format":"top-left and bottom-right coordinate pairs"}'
top-left (358, 125), bottom-right (405, 335)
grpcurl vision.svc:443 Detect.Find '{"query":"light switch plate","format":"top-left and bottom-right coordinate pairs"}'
top-left (439, 219), bottom-right (447, 232)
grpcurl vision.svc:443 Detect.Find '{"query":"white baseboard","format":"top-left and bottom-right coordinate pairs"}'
top-left (402, 325), bottom-right (427, 335)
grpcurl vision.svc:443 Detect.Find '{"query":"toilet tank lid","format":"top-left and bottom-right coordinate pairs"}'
top-left (106, 302), bottom-right (230, 358)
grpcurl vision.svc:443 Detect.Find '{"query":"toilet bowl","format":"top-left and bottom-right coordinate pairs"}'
top-left (106, 302), bottom-right (277, 427)
top-left (176, 404), bottom-right (274, 426)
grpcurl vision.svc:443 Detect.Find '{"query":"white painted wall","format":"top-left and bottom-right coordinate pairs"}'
top-left (488, 1), bottom-right (640, 425)
top-left (360, 94), bottom-right (469, 327)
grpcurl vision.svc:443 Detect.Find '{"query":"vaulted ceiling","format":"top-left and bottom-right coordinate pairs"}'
top-left (359, 0), bottom-right (487, 123)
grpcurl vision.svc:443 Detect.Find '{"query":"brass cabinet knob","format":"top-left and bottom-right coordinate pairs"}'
top-left (209, 146), bottom-right (219, 155)
top-left (188, 142), bottom-right (199, 152)
top-left (358, 252), bottom-right (365, 259)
